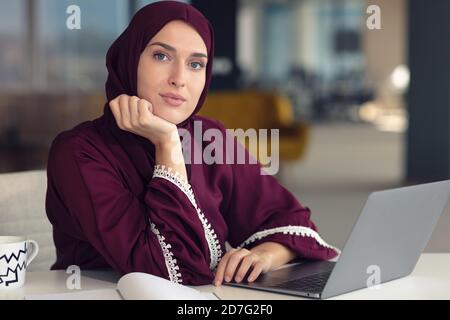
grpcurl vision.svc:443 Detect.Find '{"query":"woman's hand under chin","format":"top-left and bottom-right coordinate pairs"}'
top-left (109, 94), bottom-right (178, 147)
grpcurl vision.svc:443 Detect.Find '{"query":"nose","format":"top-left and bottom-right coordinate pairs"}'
top-left (168, 62), bottom-right (186, 88)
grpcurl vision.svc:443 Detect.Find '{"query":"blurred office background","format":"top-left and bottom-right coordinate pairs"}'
top-left (0, 0), bottom-right (449, 257)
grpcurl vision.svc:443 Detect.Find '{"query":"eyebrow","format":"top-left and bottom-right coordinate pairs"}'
top-left (148, 41), bottom-right (208, 60)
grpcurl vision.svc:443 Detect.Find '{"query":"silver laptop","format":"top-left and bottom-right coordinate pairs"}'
top-left (224, 180), bottom-right (450, 299)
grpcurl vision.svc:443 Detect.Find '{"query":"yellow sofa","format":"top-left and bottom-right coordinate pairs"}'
top-left (198, 90), bottom-right (309, 163)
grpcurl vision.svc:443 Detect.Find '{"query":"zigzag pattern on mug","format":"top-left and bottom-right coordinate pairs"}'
top-left (0, 261), bottom-right (27, 286)
top-left (0, 243), bottom-right (27, 264)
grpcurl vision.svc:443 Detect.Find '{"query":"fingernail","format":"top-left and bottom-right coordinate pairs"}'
top-left (235, 277), bottom-right (241, 282)
top-left (225, 276), bottom-right (231, 282)
top-left (214, 281), bottom-right (220, 286)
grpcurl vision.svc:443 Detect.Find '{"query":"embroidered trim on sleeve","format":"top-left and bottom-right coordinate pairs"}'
top-left (149, 221), bottom-right (183, 284)
top-left (152, 165), bottom-right (223, 271)
top-left (237, 225), bottom-right (341, 255)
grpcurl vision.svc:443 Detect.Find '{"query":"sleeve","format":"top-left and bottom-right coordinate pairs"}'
top-left (217, 122), bottom-right (340, 261)
top-left (46, 134), bottom-right (216, 285)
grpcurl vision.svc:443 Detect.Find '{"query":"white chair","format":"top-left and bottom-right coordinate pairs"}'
top-left (0, 170), bottom-right (56, 271)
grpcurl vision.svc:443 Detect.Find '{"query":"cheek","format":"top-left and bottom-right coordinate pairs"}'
top-left (138, 71), bottom-right (163, 100)
top-left (192, 73), bottom-right (206, 93)
top-left (137, 70), bottom-right (148, 97)
top-left (137, 56), bottom-right (161, 94)
top-left (192, 74), bottom-right (206, 99)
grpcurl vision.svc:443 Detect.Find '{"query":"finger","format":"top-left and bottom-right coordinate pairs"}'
top-left (137, 99), bottom-right (152, 125)
top-left (234, 254), bottom-right (256, 283)
top-left (213, 250), bottom-right (234, 285)
top-left (109, 97), bottom-right (123, 129)
top-left (224, 249), bottom-right (251, 282)
top-left (129, 97), bottom-right (140, 127)
top-left (118, 94), bottom-right (130, 129)
top-left (213, 249), bottom-right (238, 286)
top-left (247, 261), bottom-right (264, 283)
top-left (147, 99), bottom-right (154, 113)
top-left (121, 95), bottom-right (137, 130)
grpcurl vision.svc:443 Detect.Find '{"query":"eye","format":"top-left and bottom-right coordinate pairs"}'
top-left (190, 61), bottom-right (205, 70)
top-left (153, 52), bottom-right (169, 61)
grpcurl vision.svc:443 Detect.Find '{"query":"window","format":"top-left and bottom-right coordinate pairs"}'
top-left (36, 0), bottom-right (130, 91)
top-left (0, 0), bottom-right (27, 90)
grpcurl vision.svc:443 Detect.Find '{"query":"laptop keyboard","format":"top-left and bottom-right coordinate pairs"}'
top-left (271, 271), bottom-right (332, 293)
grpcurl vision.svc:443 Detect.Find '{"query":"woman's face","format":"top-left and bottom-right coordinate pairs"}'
top-left (137, 20), bottom-right (208, 125)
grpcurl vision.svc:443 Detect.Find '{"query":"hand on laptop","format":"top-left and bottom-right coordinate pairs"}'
top-left (213, 248), bottom-right (272, 286)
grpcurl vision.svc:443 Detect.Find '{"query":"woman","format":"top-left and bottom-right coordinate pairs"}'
top-left (46, 0), bottom-right (339, 286)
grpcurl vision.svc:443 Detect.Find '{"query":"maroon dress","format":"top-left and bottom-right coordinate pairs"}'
top-left (45, 1), bottom-right (339, 285)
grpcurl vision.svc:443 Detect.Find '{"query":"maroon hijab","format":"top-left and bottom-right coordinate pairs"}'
top-left (100, 0), bottom-right (214, 181)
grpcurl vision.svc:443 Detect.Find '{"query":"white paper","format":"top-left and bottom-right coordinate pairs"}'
top-left (25, 272), bottom-right (220, 300)
top-left (117, 272), bottom-right (219, 300)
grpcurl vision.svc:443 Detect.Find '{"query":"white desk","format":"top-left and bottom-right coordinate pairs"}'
top-left (1, 254), bottom-right (449, 300)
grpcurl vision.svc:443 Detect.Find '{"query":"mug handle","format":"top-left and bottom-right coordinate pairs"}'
top-left (25, 240), bottom-right (39, 266)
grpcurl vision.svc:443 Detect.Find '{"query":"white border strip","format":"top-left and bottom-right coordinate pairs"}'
top-left (237, 225), bottom-right (341, 255)
top-left (153, 165), bottom-right (222, 270)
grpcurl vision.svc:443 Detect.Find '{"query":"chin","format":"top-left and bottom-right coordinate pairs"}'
top-left (165, 117), bottom-right (180, 125)
top-left (156, 104), bottom-right (190, 123)
top-left (153, 110), bottom-right (182, 125)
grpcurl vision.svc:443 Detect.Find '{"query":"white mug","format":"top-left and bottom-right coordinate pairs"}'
top-left (0, 236), bottom-right (39, 289)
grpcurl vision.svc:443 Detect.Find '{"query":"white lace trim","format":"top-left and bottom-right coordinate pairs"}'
top-left (237, 225), bottom-right (341, 255)
top-left (152, 165), bottom-right (222, 271)
top-left (149, 221), bottom-right (183, 284)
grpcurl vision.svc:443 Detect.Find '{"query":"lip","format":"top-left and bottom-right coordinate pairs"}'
top-left (159, 93), bottom-right (186, 107)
